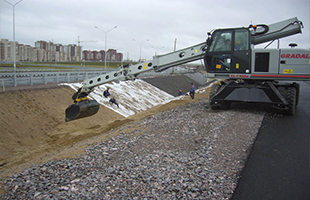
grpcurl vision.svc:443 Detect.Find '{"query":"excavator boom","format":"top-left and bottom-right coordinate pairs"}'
top-left (65, 17), bottom-right (309, 121)
top-left (65, 42), bottom-right (206, 121)
top-left (251, 17), bottom-right (303, 45)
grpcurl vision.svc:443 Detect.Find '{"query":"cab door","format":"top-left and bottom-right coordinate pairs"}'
top-left (204, 28), bottom-right (251, 74)
top-left (231, 29), bottom-right (251, 73)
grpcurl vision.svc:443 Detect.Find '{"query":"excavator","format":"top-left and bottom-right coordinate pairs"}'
top-left (65, 17), bottom-right (310, 121)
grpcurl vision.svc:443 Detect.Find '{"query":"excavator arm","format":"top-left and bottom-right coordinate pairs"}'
top-left (79, 42), bottom-right (207, 94)
top-left (66, 42), bottom-right (207, 121)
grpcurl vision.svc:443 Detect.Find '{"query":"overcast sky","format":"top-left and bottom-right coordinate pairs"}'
top-left (1, 0), bottom-right (309, 61)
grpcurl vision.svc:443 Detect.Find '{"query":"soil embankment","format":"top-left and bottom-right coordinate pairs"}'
top-left (0, 74), bottom-right (208, 179)
top-left (0, 85), bottom-right (126, 178)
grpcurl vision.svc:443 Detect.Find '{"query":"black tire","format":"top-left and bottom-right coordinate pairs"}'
top-left (294, 83), bottom-right (300, 106)
top-left (209, 84), bottom-right (221, 99)
top-left (277, 86), bottom-right (286, 98)
top-left (285, 86), bottom-right (297, 116)
top-left (209, 84), bottom-right (221, 110)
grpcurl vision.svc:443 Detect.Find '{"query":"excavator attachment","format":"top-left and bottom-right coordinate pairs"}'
top-left (65, 100), bottom-right (100, 122)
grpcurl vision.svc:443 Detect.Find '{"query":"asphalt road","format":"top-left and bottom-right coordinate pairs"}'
top-left (232, 81), bottom-right (310, 200)
top-left (143, 73), bottom-right (210, 97)
top-left (143, 74), bottom-right (203, 97)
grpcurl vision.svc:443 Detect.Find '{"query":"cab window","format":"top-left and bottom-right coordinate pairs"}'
top-left (234, 29), bottom-right (249, 51)
top-left (208, 31), bottom-right (232, 52)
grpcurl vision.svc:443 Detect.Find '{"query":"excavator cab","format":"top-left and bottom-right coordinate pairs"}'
top-left (204, 28), bottom-right (251, 74)
top-left (204, 19), bottom-right (308, 114)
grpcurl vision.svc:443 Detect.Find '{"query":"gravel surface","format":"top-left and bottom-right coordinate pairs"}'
top-left (0, 99), bottom-right (265, 199)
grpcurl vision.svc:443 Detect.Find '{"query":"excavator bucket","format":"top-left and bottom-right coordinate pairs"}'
top-left (65, 100), bottom-right (100, 122)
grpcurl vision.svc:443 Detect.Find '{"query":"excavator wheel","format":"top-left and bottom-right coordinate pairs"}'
top-left (284, 86), bottom-right (297, 116)
top-left (65, 99), bottom-right (100, 122)
top-left (209, 84), bottom-right (231, 110)
top-left (209, 84), bottom-right (221, 110)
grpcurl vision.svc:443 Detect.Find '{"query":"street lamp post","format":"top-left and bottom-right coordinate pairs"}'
top-left (3, 0), bottom-right (23, 86)
top-left (133, 39), bottom-right (149, 62)
top-left (94, 26), bottom-right (117, 69)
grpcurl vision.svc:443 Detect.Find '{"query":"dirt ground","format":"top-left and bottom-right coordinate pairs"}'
top-left (0, 84), bottom-right (211, 182)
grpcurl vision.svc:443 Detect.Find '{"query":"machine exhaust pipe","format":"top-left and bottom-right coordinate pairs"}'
top-left (65, 100), bottom-right (100, 122)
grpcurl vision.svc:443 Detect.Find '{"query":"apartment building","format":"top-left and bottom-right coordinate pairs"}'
top-left (0, 39), bottom-right (123, 62)
top-left (0, 39), bottom-right (16, 61)
top-left (82, 49), bottom-right (123, 62)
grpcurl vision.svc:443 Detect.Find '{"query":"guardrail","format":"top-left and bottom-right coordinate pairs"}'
top-left (0, 68), bottom-right (103, 73)
top-left (0, 67), bottom-right (195, 89)
top-left (0, 70), bottom-right (113, 88)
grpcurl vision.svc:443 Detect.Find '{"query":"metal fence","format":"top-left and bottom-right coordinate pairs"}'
top-left (0, 67), bottom-right (195, 88)
top-left (0, 70), bottom-right (112, 88)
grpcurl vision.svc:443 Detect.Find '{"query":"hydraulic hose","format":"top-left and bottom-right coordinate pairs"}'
top-left (249, 20), bottom-right (303, 38)
top-left (248, 24), bottom-right (269, 36)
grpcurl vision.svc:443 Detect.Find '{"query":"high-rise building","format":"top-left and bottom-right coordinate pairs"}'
top-left (0, 39), bottom-right (9, 61)
top-left (107, 49), bottom-right (117, 61)
top-left (35, 40), bottom-right (48, 50)
top-left (99, 50), bottom-right (105, 61)
top-left (0, 39), bottom-right (18, 62)
top-left (116, 53), bottom-right (123, 62)
top-left (0, 39), bottom-right (123, 62)
top-left (81, 49), bottom-right (123, 62)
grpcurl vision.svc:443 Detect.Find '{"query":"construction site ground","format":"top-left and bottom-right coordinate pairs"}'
top-left (0, 74), bottom-right (208, 181)
top-left (0, 75), bottom-right (309, 199)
